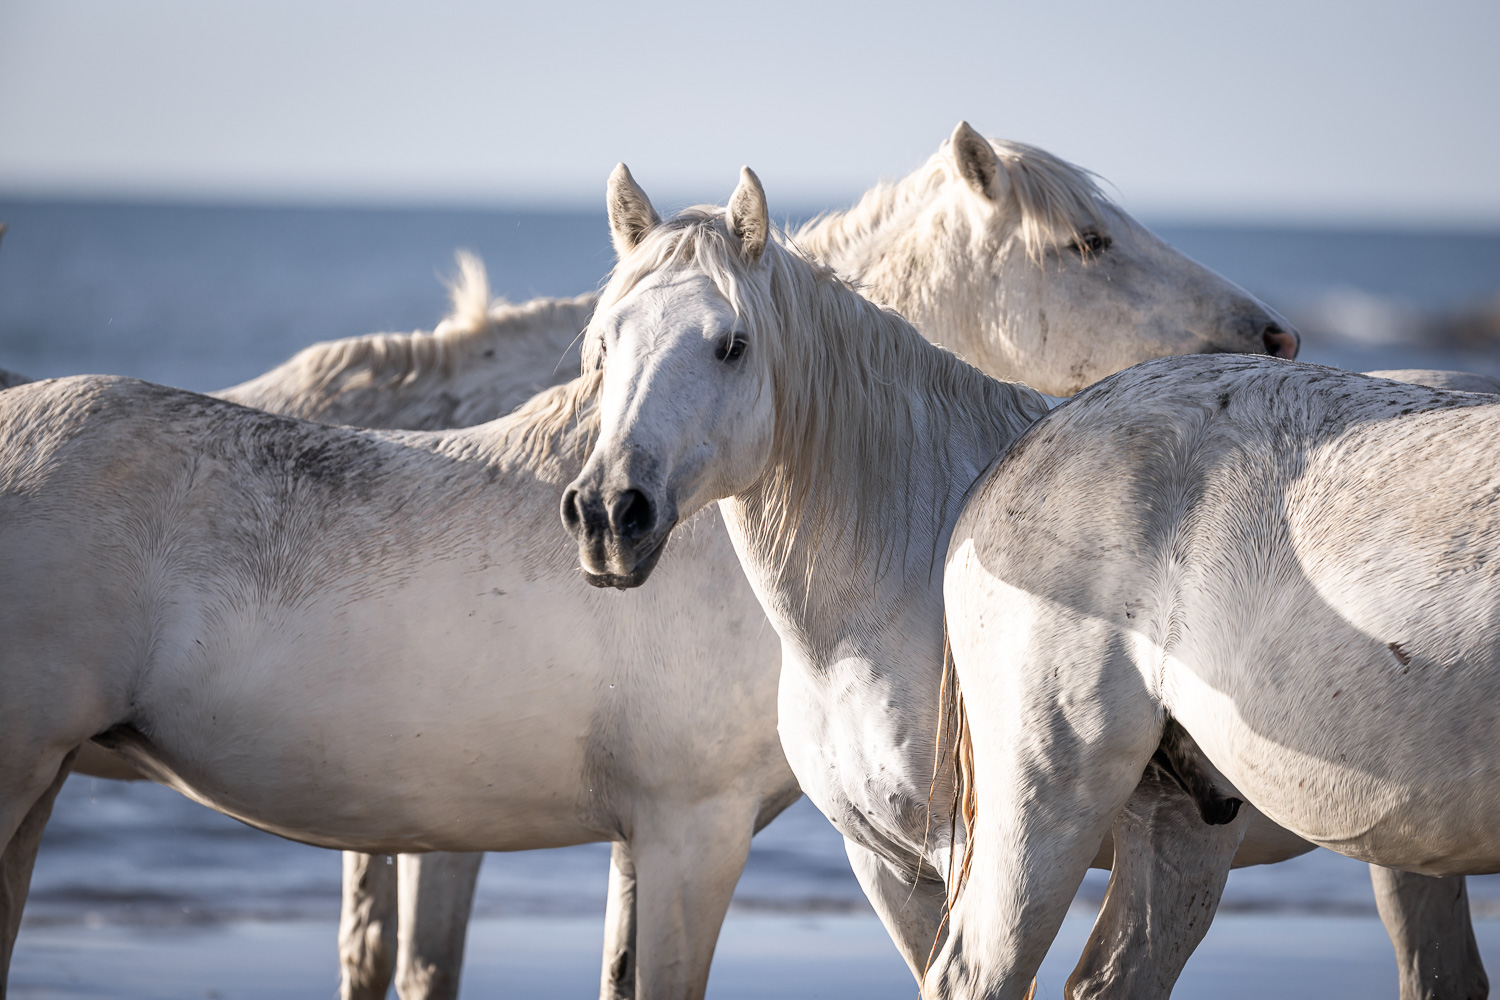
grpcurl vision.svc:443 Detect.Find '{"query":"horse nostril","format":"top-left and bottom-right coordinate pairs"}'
top-left (1262, 323), bottom-right (1299, 359)
top-left (560, 487), bottom-right (584, 533)
top-left (609, 489), bottom-right (655, 541)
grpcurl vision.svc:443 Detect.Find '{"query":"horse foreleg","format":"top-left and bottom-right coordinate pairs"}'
top-left (0, 747), bottom-right (78, 994)
top-left (629, 798), bottom-right (757, 1000)
top-left (393, 852), bottom-right (483, 1000)
top-left (339, 852), bottom-right (398, 1000)
top-left (1372, 866), bottom-right (1489, 1000)
top-left (600, 841), bottom-right (638, 1000)
top-left (1066, 758), bottom-right (1250, 1000)
top-left (843, 837), bottom-right (948, 985)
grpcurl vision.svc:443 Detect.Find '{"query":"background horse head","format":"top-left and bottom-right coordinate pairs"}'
top-left (798, 122), bottom-right (1299, 394)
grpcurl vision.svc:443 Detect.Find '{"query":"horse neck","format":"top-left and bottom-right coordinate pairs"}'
top-left (795, 167), bottom-right (944, 286)
top-left (715, 327), bottom-right (1040, 867)
top-left (795, 175), bottom-right (1016, 376)
top-left (722, 325), bottom-right (1044, 669)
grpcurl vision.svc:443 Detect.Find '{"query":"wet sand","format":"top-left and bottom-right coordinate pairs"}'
top-left (14, 909), bottom-right (1500, 999)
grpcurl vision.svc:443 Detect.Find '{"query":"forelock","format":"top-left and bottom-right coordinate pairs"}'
top-left (987, 139), bottom-right (1111, 261)
top-left (583, 207), bottom-right (824, 371)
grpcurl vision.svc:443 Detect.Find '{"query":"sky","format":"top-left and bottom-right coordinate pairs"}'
top-left (1, 0), bottom-right (1496, 224)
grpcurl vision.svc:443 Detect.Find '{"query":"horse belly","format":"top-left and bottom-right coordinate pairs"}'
top-left (1167, 641), bottom-right (1500, 875)
top-left (130, 594), bottom-right (614, 853)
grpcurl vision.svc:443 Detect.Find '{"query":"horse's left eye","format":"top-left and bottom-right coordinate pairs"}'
top-left (1068, 232), bottom-right (1112, 257)
top-left (715, 336), bottom-right (748, 363)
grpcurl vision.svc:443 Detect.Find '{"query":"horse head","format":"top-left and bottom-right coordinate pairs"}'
top-left (800, 122), bottom-right (1299, 395)
top-left (562, 165), bottom-right (779, 588)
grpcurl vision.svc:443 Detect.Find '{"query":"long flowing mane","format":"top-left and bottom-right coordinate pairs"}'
top-left (585, 208), bottom-right (1048, 582)
top-left (285, 254), bottom-right (596, 393)
top-left (795, 136), bottom-right (1110, 265)
top-left (501, 367), bottom-right (603, 470)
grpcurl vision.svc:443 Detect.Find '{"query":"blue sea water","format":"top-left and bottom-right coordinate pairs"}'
top-left (0, 200), bottom-right (1498, 990)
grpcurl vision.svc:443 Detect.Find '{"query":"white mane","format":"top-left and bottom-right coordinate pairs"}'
top-left (587, 208), bottom-right (1048, 577)
top-left (796, 136), bottom-right (1110, 265)
top-left (292, 252), bottom-right (595, 391)
top-left (217, 252), bottom-right (596, 427)
top-left (500, 368), bottom-right (603, 471)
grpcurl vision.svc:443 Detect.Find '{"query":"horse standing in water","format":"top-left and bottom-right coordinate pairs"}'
top-left (561, 168), bottom-right (1496, 998)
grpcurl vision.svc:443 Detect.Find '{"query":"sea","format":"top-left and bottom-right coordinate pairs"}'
top-left (0, 199), bottom-right (1498, 997)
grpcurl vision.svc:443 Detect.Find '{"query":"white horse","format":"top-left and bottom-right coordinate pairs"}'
top-left (560, 169), bottom-right (1494, 999)
top-left (29, 123), bottom-right (1315, 1000)
top-left (55, 256), bottom-right (606, 1000)
top-left (939, 357), bottom-right (1500, 998)
top-left (0, 369), bottom-right (804, 1000)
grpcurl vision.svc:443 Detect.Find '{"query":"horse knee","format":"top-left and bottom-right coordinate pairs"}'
top-left (396, 954), bottom-right (460, 1000)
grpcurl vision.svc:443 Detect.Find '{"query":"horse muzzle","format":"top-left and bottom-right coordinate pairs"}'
top-left (560, 481), bottom-right (677, 589)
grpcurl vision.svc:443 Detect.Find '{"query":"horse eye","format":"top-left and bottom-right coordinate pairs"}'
top-left (1068, 232), bottom-right (1111, 257)
top-left (715, 335), bottom-right (748, 363)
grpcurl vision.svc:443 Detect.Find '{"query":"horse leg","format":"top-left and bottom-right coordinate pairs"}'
top-left (339, 852), bottom-right (398, 1000)
top-left (629, 798), bottom-right (757, 1000)
top-left (843, 837), bottom-right (949, 984)
top-left (1066, 757), bottom-right (1250, 1000)
top-left (931, 604), bottom-right (1161, 1000)
top-left (600, 841), bottom-right (638, 1000)
top-left (0, 747), bottom-right (78, 992)
top-left (393, 852), bottom-right (483, 1000)
top-left (1371, 866), bottom-right (1489, 1000)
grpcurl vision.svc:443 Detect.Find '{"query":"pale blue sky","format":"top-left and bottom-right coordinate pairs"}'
top-left (1, 0), bottom-right (1496, 223)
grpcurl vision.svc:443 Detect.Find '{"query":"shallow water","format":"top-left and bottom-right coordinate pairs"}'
top-left (1, 200), bottom-right (1498, 993)
top-left (17, 912), bottom-right (1500, 999)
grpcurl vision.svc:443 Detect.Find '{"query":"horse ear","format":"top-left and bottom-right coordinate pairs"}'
top-left (949, 121), bottom-right (1007, 202)
top-left (607, 163), bottom-right (659, 258)
top-left (727, 166), bottom-right (769, 263)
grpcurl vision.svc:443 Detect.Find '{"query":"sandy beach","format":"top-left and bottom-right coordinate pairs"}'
top-left (14, 908), bottom-right (1500, 999)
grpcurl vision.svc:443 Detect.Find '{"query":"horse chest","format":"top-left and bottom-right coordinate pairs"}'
top-left (776, 653), bottom-right (940, 865)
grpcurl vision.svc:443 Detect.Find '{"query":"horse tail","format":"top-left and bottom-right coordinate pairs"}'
top-left (923, 617), bottom-right (978, 979)
top-left (939, 620), bottom-right (977, 904)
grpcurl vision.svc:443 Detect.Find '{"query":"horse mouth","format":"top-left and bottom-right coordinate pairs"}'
top-left (581, 530), bottom-right (670, 590)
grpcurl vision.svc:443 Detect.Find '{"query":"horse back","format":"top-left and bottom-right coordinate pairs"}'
top-left (0, 376), bottom-right (471, 672)
top-left (953, 355), bottom-right (1500, 868)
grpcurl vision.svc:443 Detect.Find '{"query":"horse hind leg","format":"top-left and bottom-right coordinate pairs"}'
top-left (0, 747), bottom-right (80, 992)
top-left (1371, 865), bottom-right (1488, 1000)
top-left (929, 601), bottom-right (1170, 1000)
top-left (1067, 755), bottom-right (1251, 1000)
top-left (339, 852), bottom-right (398, 1000)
